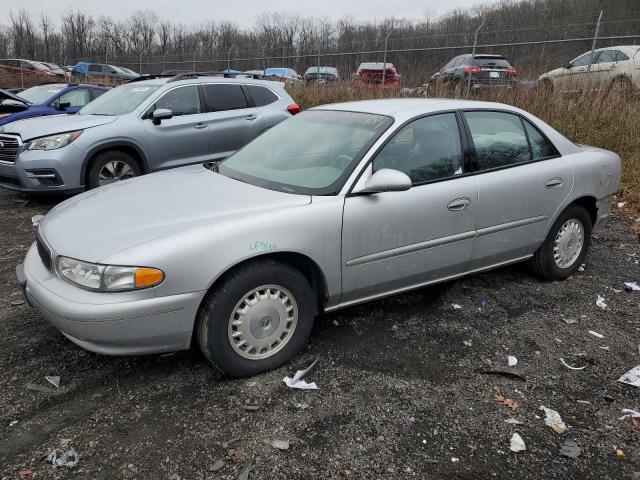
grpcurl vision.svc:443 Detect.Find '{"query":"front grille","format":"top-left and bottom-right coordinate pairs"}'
top-left (36, 236), bottom-right (52, 271)
top-left (0, 134), bottom-right (21, 164)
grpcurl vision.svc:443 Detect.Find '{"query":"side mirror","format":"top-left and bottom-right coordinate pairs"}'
top-left (54, 101), bottom-right (71, 111)
top-left (563, 62), bottom-right (571, 69)
top-left (151, 108), bottom-right (173, 125)
top-left (353, 168), bottom-right (412, 194)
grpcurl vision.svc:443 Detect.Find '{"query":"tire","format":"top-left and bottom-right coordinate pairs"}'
top-left (607, 76), bottom-right (633, 99)
top-left (197, 260), bottom-right (316, 377)
top-left (539, 79), bottom-right (554, 94)
top-left (531, 204), bottom-right (592, 280)
top-left (87, 150), bottom-right (141, 189)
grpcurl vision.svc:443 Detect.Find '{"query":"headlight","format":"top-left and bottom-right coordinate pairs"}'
top-left (27, 130), bottom-right (83, 151)
top-left (56, 256), bottom-right (164, 291)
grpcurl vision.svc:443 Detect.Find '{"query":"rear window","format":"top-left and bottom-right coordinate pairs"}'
top-left (473, 57), bottom-right (511, 68)
top-left (203, 84), bottom-right (248, 112)
top-left (246, 85), bottom-right (278, 107)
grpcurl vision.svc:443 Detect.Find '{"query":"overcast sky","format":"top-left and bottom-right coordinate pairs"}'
top-left (2, 0), bottom-right (481, 27)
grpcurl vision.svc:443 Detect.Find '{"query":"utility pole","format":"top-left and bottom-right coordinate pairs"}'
top-left (466, 18), bottom-right (485, 99)
top-left (587, 9), bottom-right (604, 75)
top-left (227, 45), bottom-right (235, 71)
top-left (381, 29), bottom-right (393, 91)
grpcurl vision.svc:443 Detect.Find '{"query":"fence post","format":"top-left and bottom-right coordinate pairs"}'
top-left (381, 29), bottom-right (393, 92)
top-left (466, 18), bottom-right (485, 99)
top-left (587, 9), bottom-right (604, 75)
top-left (193, 51), bottom-right (196, 72)
top-left (227, 45), bottom-right (235, 71)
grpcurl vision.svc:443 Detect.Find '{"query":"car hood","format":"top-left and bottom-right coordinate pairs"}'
top-left (539, 67), bottom-right (564, 80)
top-left (39, 165), bottom-right (311, 262)
top-left (3, 114), bottom-right (116, 140)
top-left (0, 88), bottom-right (31, 106)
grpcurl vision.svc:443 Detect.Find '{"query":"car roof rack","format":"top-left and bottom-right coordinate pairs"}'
top-left (124, 74), bottom-right (168, 84)
top-left (166, 71), bottom-right (228, 82)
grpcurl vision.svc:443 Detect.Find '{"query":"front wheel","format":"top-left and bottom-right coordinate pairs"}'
top-left (531, 205), bottom-right (592, 280)
top-left (87, 151), bottom-right (141, 189)
top-left (197, 260), bottom-right (316, 377)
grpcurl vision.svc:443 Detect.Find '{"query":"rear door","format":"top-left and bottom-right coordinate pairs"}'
top-left (143, 84), bottom-right (212, 170)
top-left (244, 84), bottom-right (287, 129)
top-left (589, 49), bottom-right (627, 90)
top-left (202, 83), bottom-right (264, 160)
top-left (463, 110), bottom-right (573, 269)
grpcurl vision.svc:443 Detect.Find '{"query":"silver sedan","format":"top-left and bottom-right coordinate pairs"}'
top-left (17, 99), bottom-right (621, 377)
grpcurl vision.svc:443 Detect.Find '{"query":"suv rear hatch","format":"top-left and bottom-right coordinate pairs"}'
top-left (355, 63), bottom-right (399, 87)
top-left (471, 55), bottom-right (516, 85)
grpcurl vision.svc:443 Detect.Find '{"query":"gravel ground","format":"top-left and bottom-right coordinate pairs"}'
top-left (1, 187), bottom-right (639, 480)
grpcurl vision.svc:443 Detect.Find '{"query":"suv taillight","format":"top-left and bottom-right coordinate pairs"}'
top-left (287, 103), bottom-right (301, 115)
top-left (464, 66), bottom-right (481, 75)
top-left (507, 66), bottom-right (517, 75)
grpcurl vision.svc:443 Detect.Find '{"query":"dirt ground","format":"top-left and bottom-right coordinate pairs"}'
top-left (0, 187), bottom-right (639, 480)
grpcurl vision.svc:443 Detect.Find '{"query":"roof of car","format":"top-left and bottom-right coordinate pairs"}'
top-left (597, 45), bottom-right (640, 54)
top-left (313, 98), bottom-right (519, 118)
top-left (130, 76), bottom-right (283, 88)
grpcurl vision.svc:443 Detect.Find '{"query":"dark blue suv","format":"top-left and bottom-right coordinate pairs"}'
top-left (0, 83), bottom-right (109, 126)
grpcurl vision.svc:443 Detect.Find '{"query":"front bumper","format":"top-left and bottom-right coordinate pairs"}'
top-left (0, 144), bottom-right (86, 194)
top-left (18, 242), bottom-right (205, 355)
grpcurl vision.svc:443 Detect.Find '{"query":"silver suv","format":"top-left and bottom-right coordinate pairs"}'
top-left (0, 75), bottom-right (299, 193)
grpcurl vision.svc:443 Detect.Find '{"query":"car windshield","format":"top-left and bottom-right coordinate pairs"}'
top-left (1, 84), bottom-right (64, 105)
top-left (218, 110), bottom-right (392, 195)
top-left (80, 84), bottom-right (160, 116)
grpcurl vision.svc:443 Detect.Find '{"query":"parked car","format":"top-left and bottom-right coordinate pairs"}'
top-left (16, 98), bottom-right (620, 377)
top-left (353, 63), bottom-right (400, 88)
top-left (429, 54), bottom-right (517, 92)
top-left (0, 77), bottom-right (299, 193)
top-left (0, 59), bottom-right (56, 77)
top-left (161, 69), bottom-right (194, 76)
top-left (117, 66), bottom-right (140, 77)
top-left (264, 68), bottom-right (303, 85)
top-left (0, 83), bottom-right (109, 126)
top-left (538, 45), bottom-right (640, 94)
top-left (39, 62), bottom-right (69, 79)
top-left (71, 62), bottom-right (138, 81)
top-left (303, 66), bottom-right (339, 85)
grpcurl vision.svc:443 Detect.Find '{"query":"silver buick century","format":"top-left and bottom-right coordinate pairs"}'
top-left (17, 99), bottom-right (621, 377)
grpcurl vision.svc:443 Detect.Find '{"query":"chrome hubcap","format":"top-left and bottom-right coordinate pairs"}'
top-left (228, 285), bottom-right (298, 360)
top-left (98, 160), bottom-right (135, 186)
top-left (553, 218), bottom-right (584, 268)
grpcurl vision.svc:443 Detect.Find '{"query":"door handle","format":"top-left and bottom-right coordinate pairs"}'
top-left (245, 114), bottom-right (258, 121)
top-left (447, 197), bottom-right (471, 211)
top-left (545, 177), bottom-right (563, 189)
top-left (194, 123), bottom-right (207, 129)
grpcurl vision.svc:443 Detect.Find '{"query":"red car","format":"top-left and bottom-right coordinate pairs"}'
top-left (353, 62), bottom-right (400, 89)
top-left (0, 59), bottom-right (56, 77)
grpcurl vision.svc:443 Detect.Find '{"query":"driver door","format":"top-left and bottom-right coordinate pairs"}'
top-left (340, 112), bottom-right (478, 304)
top-left (143, 85), bottom-right (212, 171)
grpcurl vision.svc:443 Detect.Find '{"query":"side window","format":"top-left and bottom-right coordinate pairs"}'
top-left (91, 88), bottom-right (107, 99)
top-left (153, 85), bottom-right (202, 116)
top-left (596, 50), bottom-right (617, 64)
top-left (246, 85), bottom-right (278, 107)
top-left (571, 52), bottom-right (598, 67)
top-left (203, 84), bottom-right (248, 112)
top-left (465, 111), bottom-right (530, 170)
top-left (58, 89), bottom-right (91, 107)
top-left (373, 113), bottom-right (463, 184)
top-left (614, 50), bottom-right (629, 61)
top-left (21, 61), bottom-right (35, 70)
top-left (88, 64), bottom-right (101, 73)
top-left (523, 119), bottom-right (558, 160)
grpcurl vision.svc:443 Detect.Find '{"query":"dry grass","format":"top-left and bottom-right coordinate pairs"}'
top-left (288, 83), bottom-right (640, 209)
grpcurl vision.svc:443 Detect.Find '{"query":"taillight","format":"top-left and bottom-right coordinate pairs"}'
top-left (507, 66), bottom-right (517, 75)
top-left (464, 66), bottom-right (481, 75)
top-left (287, 103), bottom-right (301, 115)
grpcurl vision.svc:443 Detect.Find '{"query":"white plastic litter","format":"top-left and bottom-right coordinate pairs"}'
top-left (45, 376), bottom-right (60, 388)
top-left (509, 433), bottom-right (526, 452)
top-left (617, 365), bottom-right (640, 388)
top-left (596, 294), bottom-right (607, 309)
top-left (559, 358), bottom-right (587, 370)
top-left (539, 405), bottom-right (567, 434)
top-left (31, 215), bottom-right (44, 226)
top-left (618, 409), bottom-right (640, 420)
top-left (618, 202), bottom-right (626, 208)
top-left (283, 357), bottom-right (319, 390)
top-left (508, 356), bottom-right (518, 367)
top-left (451, 304), bottom-right (462, 309)
top-left (504, 418), bottom-right (524, 425)
top-left (624, 282), bottom-right (640, 291)
top-left (46, 449), bottom-right (80, 468)
top-left (588, 330), bottom-right (604, 339)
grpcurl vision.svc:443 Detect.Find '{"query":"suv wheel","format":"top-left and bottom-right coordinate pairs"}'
top-left (531, 204), bottom-right (592, 280)
top-left (87, 151), bottom-right (141, 189)
top-left (197, 259), bottom-right (316, 377)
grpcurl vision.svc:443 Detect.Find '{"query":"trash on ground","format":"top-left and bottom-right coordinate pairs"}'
top-left (507, 356), bottom-right (518, 367)
top-left (617, 366), bottom-right (640, 387)
top-left (504, 418), bottom-right (524, 425)
top-left (451, 457), bottom-right (460, 463)
top-left (294, 402), bottom-right (309, 410)
top-left (10, 299), bottom-right (25, 306)
top-left (596, 294), bottom-right (607, 309)
top-left (283, 357), bottom-right (319, 390)
top-left (599, 346), bottom-right (610, 351)
top-left (242, 405), bottom-right (259, 411)
top-left (618, 409), bottom-right (640, 420)
top-left (618, 202), bottom-right (626, 208)
top-left (18, 470), bottom-right (32, 479)
top-left (615, 449), bottom-right (625, 458)
top-left (31, 215), bottom-right (44, 226)
top-left (559, 358), bottom-right (587, 370)
top-left (236, 462), bottom-right (253, 480)
top-left (495, 393), bottom-right (520, 411)
top-left (209, 459), bottom-right (225, 472)
top-left (479, 370), bottom-right (526, 382)
top-left (562, 317), bottom-right (578, 324)
top-left (509, 433), bottom-right (526, 452)
top-left (560, 439), bottom-right (582, 458)
top-left (10, 420), bottom-right (19, 427)
top-left (539, 406), bottom-right (567, 434)
top-left (270, 439), bottom-right (290, 450)
top-left (25, 383), bottom-right (54, 394)
top-left (588, 330), bottom-right (604, 339)
top-left (463, 340), bottom-right (472, 347)
top-left (624, 282), bottom-right (640, 292)
top-left (451, 303), bottom-right (462, 309)
top-left (45, 376), bottom-right (60, 388)
top-left (480, 300), bottom-right (488, 307)
top-left (46, 449), bottom-right (80, 468)
top-left (578, 264), bottom-right (585, 272)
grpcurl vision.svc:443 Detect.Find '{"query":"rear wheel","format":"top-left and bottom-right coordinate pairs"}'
top-left (531, 205), bottom-right (592, 280)
top-left (608, 76), bottom-right (633, 99)
top-left (197, 260), bottom-right (316, 377)
top-left (87, 151), bottom-right (141, 189)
